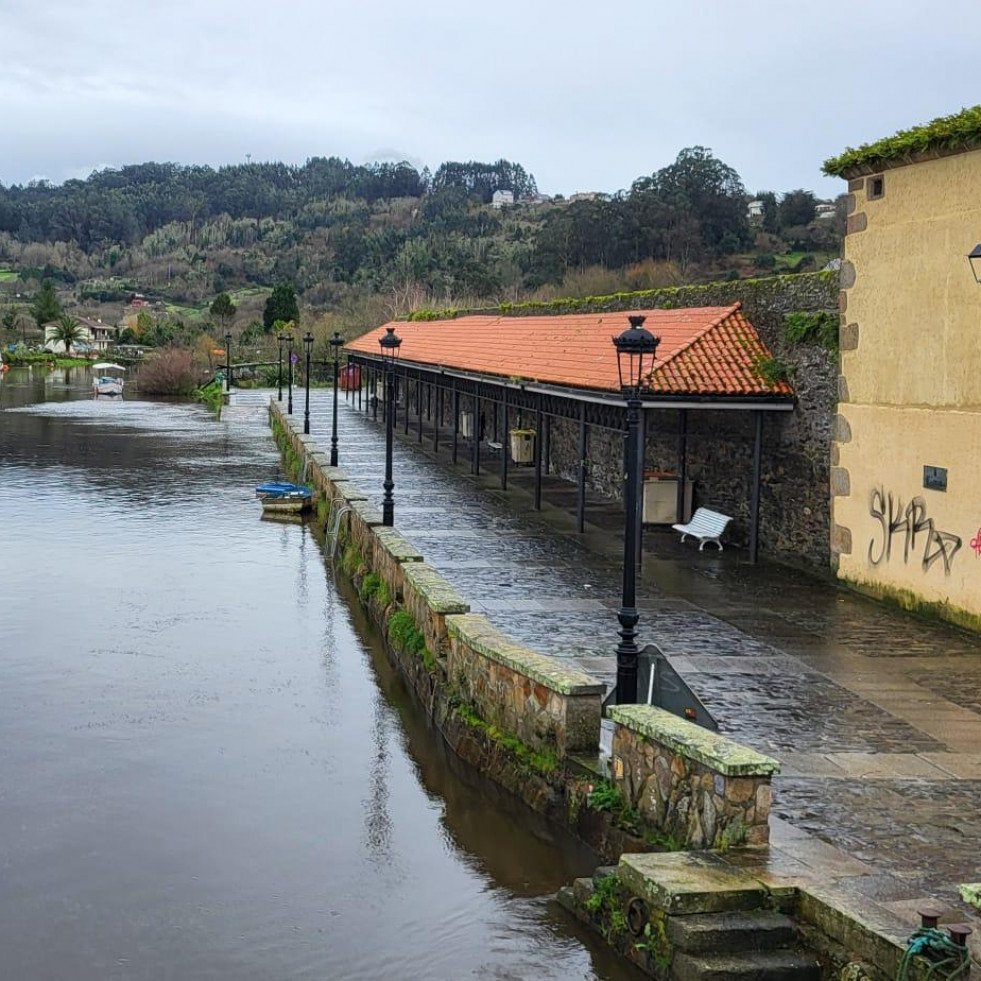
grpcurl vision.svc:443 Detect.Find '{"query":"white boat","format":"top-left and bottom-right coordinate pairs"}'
top-left (91, 362), bottom-right (125, 396)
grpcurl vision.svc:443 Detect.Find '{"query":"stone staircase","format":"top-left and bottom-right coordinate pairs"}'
top-left (668, 910), bottom-right (820, 980)
top-left (558, 852), bottom-right (822, 980)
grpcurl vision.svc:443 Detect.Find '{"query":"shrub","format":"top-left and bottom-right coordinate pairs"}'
top-left (137, 348), bottom-right (199, 395)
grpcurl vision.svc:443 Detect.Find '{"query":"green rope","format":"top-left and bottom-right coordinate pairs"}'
top-left (897, 927), bottom-right (971, 981)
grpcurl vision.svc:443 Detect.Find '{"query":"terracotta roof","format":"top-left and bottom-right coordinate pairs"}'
top-left (347, 305), bottom-right (793, 398)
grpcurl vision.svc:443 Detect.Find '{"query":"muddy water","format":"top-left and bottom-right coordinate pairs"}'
top-left (0, 368), bottom-right (636, 980)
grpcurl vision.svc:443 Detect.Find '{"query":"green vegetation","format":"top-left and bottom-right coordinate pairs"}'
top-left (585, 780), bottom-right (681, 850)
top-left (585, 875), bottom-right (629, 941)
top-left (31, 279), bottom-right (62, 327)
top-left (783, 310), bottom-right (839, 351)
top-left (387, 610), bottom-right (434, 671)
top-left (824, 104), bottom-right (981, 177)
top-left (1, 349), bottom-right (88, 366)
top-left (449, 692), bottom-right (558, 776)
top-left (193, 379), bottom-right (223, 417)
top-left (752, 354), bottom-right (792, 386)
top-left (361, 572), bottom-right (392, 610)
top-left (0, 269), bottom-right (17, 282)
top-left (262, 284), bottom-right (299, 331)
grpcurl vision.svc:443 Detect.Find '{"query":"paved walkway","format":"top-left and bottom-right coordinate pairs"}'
top-left (289, 389), bottom-right (981, 942)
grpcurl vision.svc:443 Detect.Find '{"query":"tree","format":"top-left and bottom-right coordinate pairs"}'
top-left (262, 283), bottom-right (299, 332)
top-left (32, 279), bottom-right (62, 328)
top-left (779, 189), bottom-right (817, 228)
top-left (48, 314), bottom-right (85, 355)
top-left (210, 291), bottom-right (237, 332)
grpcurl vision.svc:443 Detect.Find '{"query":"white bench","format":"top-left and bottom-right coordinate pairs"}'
top-left (673, 508), bottom-right (732, 551)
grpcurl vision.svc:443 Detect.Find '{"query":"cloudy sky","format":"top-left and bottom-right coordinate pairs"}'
top-left (1, 0), bottom-right (976, 197)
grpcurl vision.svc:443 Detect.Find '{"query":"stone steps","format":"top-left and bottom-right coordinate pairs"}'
top-left (667, 910), bottom-right (798, 954)
top-left (672, 949), bottom-right (821, 981)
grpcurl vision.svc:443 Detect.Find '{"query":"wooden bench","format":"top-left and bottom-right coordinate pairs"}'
top-left (673, 508), bottom-right (732, 551)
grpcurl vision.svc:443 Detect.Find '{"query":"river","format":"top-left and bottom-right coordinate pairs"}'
top-left (0, 367), bottom-right (636, 981)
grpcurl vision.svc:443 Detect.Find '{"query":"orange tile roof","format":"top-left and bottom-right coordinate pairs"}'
top-left (347, 304), bottom-right (794, 398)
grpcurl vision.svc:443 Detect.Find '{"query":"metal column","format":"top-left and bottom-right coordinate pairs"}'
top-left (472, 390), bottom-right (481, 475)
top-left (676, 409), bottom-right (688, 522)
top-left (452, 382), bottom-right (459, 464)
top-left (749, 410), bottom-right (763, 564)
top-left (500, 388), bottom-right (508, 490)
top-left (577, 403), bottom-right (588, 533)
top-left (534, 399), bottom-right (543, 510)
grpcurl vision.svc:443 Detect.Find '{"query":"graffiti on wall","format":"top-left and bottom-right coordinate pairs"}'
top-left (971, 529), bottom-right (981, 558)
top-left (868, 488), bottom-right (963, 575)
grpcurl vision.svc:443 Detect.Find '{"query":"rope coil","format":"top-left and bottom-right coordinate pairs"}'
top-left (897, 927), bottom-right (971, 981)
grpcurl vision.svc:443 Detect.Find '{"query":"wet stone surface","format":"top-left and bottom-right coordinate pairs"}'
top-left (774, 778), bottom-right (981, 905)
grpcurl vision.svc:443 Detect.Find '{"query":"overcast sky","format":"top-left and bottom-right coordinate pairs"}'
top-left (1, 0), bottom-right (976, 198)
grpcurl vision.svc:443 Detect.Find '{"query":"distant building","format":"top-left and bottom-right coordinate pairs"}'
top-left (568, 191), bottom-right (607, 203)
top-left (491, 189), bottom-right (515, 208)
top-left (43, 316), bottom-right (116, 354)
top-left (747, 199), bottom-right (765, 221)
top-left (815, 203), bottom-right (837, 220)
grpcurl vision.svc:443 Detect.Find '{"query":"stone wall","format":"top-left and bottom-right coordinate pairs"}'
top-left (609, 705), bottom-right (779, 849)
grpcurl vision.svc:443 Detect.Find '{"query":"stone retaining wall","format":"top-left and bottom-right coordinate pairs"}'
top-left (609, 705), bottom-right (779, 849)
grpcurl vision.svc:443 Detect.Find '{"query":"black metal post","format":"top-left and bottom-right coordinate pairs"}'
top-left (303, 332), bottom-right (312, 435)
top-left (472, 391), bottom-right (481, 475)
top-left (749, 410), bottom-right (763, 564)
top-left (372, 367), bottom-right (379, 421)
top-left (577, 403), bottom-right (588, 533)
top-left (616, 398), bottom-right (643, 704)
top-left (534, 400), bottom-right (543, 509)
top-left (452, 382), bottom-right (459, 464)
top-left (500, 388), bottom-right (508, 489)
top-left (637, 409), bottom-right (646, 569)
top-left (383, 364), bottom-right (395, 526)
top-left (403, 371), bottom-right (410, 435)
top-left (225, 333), bottom-right (232, 392)
top-left (676, 409), bottom-right (688, 522)
top-left (286, 335), bottom-right (294, 415)
top-left (277, 336), bottom-right (283, 402)
top-left (417, 378), bottom-right (423, 443)
top-left (543, 415), bottom-right (551, 474)
top-left (330, 351), bottom-right (339, 466)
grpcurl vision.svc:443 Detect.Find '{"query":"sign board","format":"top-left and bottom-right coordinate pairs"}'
top-left (923, 465), bottom-right (947, 492)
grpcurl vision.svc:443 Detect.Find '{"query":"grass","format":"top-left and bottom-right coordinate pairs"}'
top-left (449, 692), bottom-right (559, 776)
top-left (0, 269), bottom-right (18, 282)
top-left (387, 610), bottom-right (435, 670)
top-left (585, 780), bottom-right (682, 851)
top-left (361, 572), bottom-right (392, 610)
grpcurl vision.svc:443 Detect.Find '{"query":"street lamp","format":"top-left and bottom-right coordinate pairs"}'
top-left (286, 334), bottom-right (294, 415)
top-left (329, 330), bottom-right (343, 466)
top-left (612, 314), bottom-right (660, 705)
top-left (379, 325), bottom-right (402, 526)
top-left (277, 333), bottom-right (284, 402)
top-left (225, 332), bottom-right (232, 391)
top-left (303, 332), bottom-right (313, 435)
top-left (969, 244), bottom-right (981, 284)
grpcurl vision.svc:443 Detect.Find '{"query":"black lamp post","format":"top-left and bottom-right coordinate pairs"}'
top-left (969, 244), bottom-right (981, 283)
top-left (277, 333), bottom-right (284, 402)
top-left (379, 325), bottom-right (402, 526)
top-left (329, 330), bottom-right (343, 466)
top-left (286, 334), bottom-right (294, 415)
top-left (303, 332), bottom-right (313, 434)
top-left (612, 314), bottom-right (660, 704)
top-left (225, 332), bottom-right (232, 391)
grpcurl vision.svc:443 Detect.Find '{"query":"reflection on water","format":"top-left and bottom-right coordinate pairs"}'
top-left (0, 369), bottom-right (635, 981)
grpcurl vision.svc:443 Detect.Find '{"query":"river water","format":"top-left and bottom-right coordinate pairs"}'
top-left (0, 367), bottom-right (635, 981)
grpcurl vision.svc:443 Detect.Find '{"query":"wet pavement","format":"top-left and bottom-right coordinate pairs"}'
top-left (300, 387), bottom-right (981, 923)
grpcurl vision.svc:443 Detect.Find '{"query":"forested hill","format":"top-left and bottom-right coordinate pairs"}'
top-left (0, 149), bottom-right (842, 338)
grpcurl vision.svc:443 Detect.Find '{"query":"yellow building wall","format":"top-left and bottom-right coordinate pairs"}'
top-left (833, 149), bottom-right (981, 627)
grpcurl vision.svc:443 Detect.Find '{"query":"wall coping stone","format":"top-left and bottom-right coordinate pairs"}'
top-left (373, 526), bottom-right (424, 563)
top-left (331, 480), bottom-right (368, 502)
top-left (349, 499), bottom-right (384, 525)
top-left (403, 563), bottom-right (470, 614)
top-left (609, 705), bottom-right (780, 777)
top-left (447, 613), bottom-right (604, 696)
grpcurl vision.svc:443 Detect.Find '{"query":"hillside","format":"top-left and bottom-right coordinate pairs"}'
top-left (0, 150), bottom-right (843, 348)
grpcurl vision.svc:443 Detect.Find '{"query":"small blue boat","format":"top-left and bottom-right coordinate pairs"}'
top-left (255, 481), bottom-right (313, 514)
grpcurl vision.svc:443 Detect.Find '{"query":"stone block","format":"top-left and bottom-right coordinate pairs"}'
top-left (618, 852), bottom-right (767, 916)
top-left (840, 322), bottom-right (860, 351)
top-left (830, 466), bottom-right (851, 497)
top-left (846, 213), bottom-right (868, 235)
top-left (840, 260), bottom-right (856, 290)
top-left (832, 413), bottom-right (852, 443)
top-left (831, 523), bottom-right (853, 556)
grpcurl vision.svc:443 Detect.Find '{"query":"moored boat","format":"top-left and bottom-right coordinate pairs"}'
top-left (91, 362), bottom-right (125, 396)
top-left (255, 481), bottom-right (313, 514)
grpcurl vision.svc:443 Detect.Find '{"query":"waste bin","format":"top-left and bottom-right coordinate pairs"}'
top-left (460, 411), bottom-right (474, 439)
top-left (643, 471), bottom-right (693, 524)
top-left (510, 428), bottom-right (536, 466)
